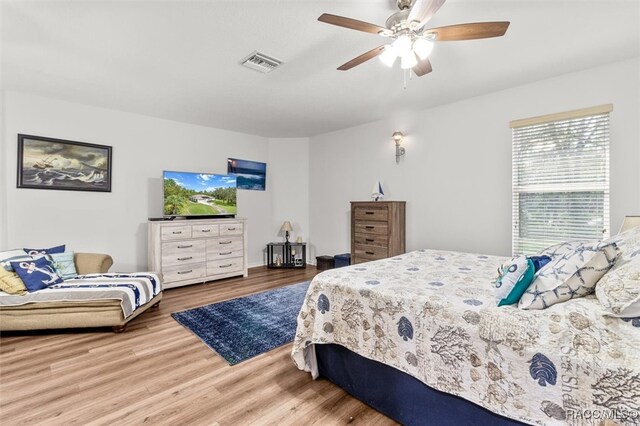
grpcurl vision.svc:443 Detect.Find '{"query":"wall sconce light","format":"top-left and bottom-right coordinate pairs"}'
top-left (392, 131), bottom-right (405, 164)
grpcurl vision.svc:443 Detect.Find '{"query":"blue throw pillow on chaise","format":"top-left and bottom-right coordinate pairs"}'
top-left (23, 245), bottom-right (66, 256)
top-left (11, 257), bottom-right (63, 292)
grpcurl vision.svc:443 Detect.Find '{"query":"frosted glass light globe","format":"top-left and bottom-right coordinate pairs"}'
top-left (392, 34), bottom-right (412, 56)
top-left (400, 52), bottom-right (418, 69)
top-left (379, 46), bottom-right (397, 67)
top-left (413, 38), bottom-right (434, 59)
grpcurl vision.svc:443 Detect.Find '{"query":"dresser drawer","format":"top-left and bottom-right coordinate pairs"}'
top-left (207, 258), bottom-right (244, 275)
top-left (354, 221), bottom-right (388, 235)
top-left (352, 256), bottom-right (372, 265)
top-left (206, 237), bottom-right (243, 259)
top-left (354, 233), bottom-right (388, 248)
top-left (161, 225), bottom-right (192, 240)
top-left (161, 240), bottom-right (206, 266)
top-left (354, 244), bottom-right (388, 260)
top-left (192, 223), bottom-right (219, 238)
top-left (163, 263), bottom-right (206, 283)
top-left (354, 206), bottom-right (388, 222)
top-left (220, 223), bottom-right (243, 236)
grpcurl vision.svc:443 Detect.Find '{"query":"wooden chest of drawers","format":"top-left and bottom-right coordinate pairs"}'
top-left (351, 201), bottom-right (406, 264)
top-left (148, 218), bottom-right (248, 289)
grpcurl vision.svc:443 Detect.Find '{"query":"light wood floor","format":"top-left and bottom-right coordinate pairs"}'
top-left (0, 266), bottom-right (397, 426)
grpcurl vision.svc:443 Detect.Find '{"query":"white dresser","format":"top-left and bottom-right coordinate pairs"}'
top-left (148, 218), bottom-right (248, 289)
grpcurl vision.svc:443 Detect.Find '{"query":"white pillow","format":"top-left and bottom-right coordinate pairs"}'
top-left (604, 225), bottom-right (640, 261)
top-left (596, 251), bottom-right (640, 318)
top-left (519, 240), bottom-right (619, 310)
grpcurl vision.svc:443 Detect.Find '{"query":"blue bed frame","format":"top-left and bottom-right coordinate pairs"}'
top-left (315, 343), bottom-right (526, 425)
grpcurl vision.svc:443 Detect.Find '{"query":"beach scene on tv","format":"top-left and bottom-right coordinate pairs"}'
top-left (163, 171), bottom-right (237, 216)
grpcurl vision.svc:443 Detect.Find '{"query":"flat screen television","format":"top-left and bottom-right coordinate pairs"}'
top-left (163, 171), bottom-right (237, 218)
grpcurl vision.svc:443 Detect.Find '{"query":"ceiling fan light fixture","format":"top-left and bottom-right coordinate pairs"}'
top-left (379, 46), bottom-right (397, 67)
top-left (400, 51), bottom-right (418, 69)
top-left (412, 37), bottom-right (434, 60)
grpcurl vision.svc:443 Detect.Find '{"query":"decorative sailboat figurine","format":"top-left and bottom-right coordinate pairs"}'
top-left (372, 180), bottom-right (384, 202)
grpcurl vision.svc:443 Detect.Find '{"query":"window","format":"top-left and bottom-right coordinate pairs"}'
top-left (510, 104), bottom-right (612, 255)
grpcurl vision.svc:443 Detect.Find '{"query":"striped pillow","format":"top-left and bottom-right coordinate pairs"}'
top-left (0, 249), bottom-right (32, 272)
top-left (48, 252), bottom-right (78, 280)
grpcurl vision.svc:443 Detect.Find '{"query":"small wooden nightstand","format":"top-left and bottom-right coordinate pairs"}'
top-left (267, 242), bottom-right (307, 268)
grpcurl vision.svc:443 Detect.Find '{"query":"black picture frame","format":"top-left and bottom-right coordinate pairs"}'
top-left (17, 134), bottom-right (112, 192)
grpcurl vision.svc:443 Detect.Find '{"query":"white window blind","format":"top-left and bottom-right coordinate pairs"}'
top-left (511, 105), bottom-right (612, 255)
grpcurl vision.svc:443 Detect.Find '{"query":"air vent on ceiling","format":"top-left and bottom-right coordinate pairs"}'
top-left (240, 51), bottom-right (284, 73)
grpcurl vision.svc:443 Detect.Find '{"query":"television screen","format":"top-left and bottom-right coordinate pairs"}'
top-left (227, 158), bottom-right (266, 191)
top-left (163, 171), bottom-right (237, 217)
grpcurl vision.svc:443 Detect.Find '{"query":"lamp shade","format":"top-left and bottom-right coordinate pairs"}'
top-left (280, 221), bottom-right (293, 233)
top-left (619, 216), bottom-right (640, 233)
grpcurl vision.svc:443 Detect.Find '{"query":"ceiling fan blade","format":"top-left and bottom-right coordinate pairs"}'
top-left (425, 22), bottom-right (510, 41)
top-left (408, 0), bottom-right (447, 30)
top-left (318, 13), bottom-right (388, 35)
top-left (337, 46), bottom-right (386, 71)
top-left (412, 57), bottom-right (433, 77)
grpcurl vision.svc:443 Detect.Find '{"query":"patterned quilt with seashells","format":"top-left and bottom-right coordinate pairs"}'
top-left (291, 249), bottom-right (640, 425)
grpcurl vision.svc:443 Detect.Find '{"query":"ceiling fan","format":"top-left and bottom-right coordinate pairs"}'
top-left (318, 0), bottom-right (510, 77)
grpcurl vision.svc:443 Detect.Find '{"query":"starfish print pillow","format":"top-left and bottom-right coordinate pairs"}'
top-left (519, 240), bottom-right (619, 310)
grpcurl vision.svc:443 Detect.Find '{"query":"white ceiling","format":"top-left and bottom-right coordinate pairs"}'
top-left (2, 1), bottom-right (639, 137)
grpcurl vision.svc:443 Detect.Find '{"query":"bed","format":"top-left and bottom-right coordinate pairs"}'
top-left (291, 249), bottom-right (640, 425)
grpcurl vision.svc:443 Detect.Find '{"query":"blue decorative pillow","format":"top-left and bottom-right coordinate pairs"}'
top-left (11, 257), bottom-right (63, 292)
top-left (0, 249), bottom-right (32, 272)
top-left (24, 245), bottom-right (65, 256)
top-left (528, 255), bottom-right (552, 272)
top-left (48, 252), bottom-right (78, 280)
top-left (495, 256), bottom-right (535, 306)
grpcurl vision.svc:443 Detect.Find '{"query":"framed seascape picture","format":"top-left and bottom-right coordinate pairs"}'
top-left (17, 134), bottom-right (112, 192)
top-left (227, 158), bottom-right (266, 191)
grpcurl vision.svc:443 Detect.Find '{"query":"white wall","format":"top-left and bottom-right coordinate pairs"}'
top-left (2, 92), bottom-right (274, 270)
top-left (268, 137), bottom-right (310, 261)
top-left (0, 5), bottom-right (6, 248)
top-left (309, 57), bottom-right (640, 258)
top-left (0, 89), bottom-right (6, 249)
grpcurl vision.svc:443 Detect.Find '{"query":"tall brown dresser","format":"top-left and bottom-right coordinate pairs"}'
top-left (350, 201), bottom-right (406, 264)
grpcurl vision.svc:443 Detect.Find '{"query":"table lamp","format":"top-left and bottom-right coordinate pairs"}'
top-left (280, 221), bottom-right (293, 244)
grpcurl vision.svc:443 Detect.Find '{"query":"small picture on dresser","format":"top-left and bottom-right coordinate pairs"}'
top-left (227, 158), bottom-right (266, 191)
top-left (17, 134), bottom-right (112, 192)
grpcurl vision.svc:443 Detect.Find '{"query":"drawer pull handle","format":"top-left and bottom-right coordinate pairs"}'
top-left (366, 251), bottom-right (375, 255)
top-left (365, 211), bottom-right (374, 215)
top-left (201, 229), bottom-right (211, 233)
top-left (220, 251), bottom-right (232, 256)
top-left (365, 226), bottom-right (374, 229)
top-left (177, 270), bottom-right (192, 275)
top-left (366, 238), bottom-right (374, 242)
top-left (219, 241), bottom-right (233, 245)
top-left (172, 231), bottom-right (182, 234)
top-left (177, 245), bottom-right (193, 249)
top-left (227, 227), bottom-right (236, 231)
top-left (219, 264), bottom-right (233, 268)
top-left (177, 256), bottom-right (192, 261)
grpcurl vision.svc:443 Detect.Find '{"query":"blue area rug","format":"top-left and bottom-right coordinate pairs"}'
top-left (172, 281), bottom-right (310, 365)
